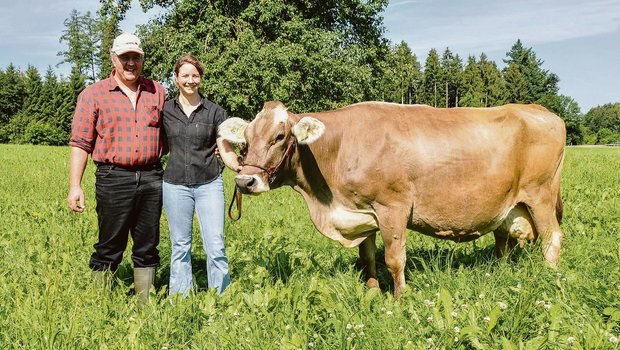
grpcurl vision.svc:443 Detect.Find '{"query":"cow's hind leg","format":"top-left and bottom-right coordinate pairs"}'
top-left (527, 198), bottom-right (563, 267)
top-left (358, 232), bottom-right (379, 289)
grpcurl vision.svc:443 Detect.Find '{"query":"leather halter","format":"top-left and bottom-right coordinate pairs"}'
top-left (227, 140), bottom-right (296, 221)
top-left (239, 140), bottom-right (296, 184)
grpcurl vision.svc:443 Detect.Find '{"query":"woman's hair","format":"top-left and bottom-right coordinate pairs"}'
top-left (173, 54), bottom-right (204, 77)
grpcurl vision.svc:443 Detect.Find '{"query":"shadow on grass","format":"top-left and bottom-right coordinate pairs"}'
top-left (252, 236), bottom-right (537, 295)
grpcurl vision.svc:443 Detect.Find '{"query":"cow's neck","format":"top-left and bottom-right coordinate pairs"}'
top-left (289, 113), bottom-right (340, 205)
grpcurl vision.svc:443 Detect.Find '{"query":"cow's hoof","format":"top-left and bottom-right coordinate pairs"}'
top-left (366, 278), bottom-right (379, 289)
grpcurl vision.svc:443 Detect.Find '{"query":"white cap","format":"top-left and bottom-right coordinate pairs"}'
top-left (111, 33), bottom-right (144, 56)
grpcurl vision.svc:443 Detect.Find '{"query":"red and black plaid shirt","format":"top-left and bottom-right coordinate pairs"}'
top-left (69, 70), bottom-right (166, 166)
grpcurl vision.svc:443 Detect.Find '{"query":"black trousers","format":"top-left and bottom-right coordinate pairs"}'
top-left (89, 164), bottom-right (163, 271)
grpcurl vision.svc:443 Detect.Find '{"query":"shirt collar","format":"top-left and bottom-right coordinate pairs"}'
top-left (174, 94), bottom-right (210, 110)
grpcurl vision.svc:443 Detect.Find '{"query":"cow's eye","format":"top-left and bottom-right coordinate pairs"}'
top-left (274, 134), bottom-right (285, 144)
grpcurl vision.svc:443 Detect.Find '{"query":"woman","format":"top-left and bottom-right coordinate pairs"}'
top-left (162, 54), bottom-right (241, 296)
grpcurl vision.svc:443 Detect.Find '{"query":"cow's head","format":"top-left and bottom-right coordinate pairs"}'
top-left (218, 101), bottom-right (325, 194)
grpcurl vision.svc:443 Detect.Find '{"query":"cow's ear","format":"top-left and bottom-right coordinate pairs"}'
top-left (218, 117), bottom-right (248, 144)
top-left (292, 116), bottom-right (325, 144)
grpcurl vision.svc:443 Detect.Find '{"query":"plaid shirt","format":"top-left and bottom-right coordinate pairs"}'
top-left (69, 70), bottom-right (166, 166)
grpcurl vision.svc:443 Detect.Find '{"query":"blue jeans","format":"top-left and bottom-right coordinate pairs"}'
top-left (163, 175), bottom-right (230, 296)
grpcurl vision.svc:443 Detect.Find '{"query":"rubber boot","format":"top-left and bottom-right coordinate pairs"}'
top-left (134, 267), bottom-right (156, 306)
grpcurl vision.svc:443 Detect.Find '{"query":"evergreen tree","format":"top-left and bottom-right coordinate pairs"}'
top-left (503, 63), bottom-right (528, 103)
top-left (420, 49), bottom-right (442, 107)
top-left (440, 48), bottom-right (463, 107)
top-left (0, 64), bottom-right (27, 142)
top-left (38, 67), bottom-right (60, 123)
top-left (383, 41), bottom-right (422, 104)
top-left (478, 53), bottom-right (504, 106)
top-left (503, 39), bottom-right (559, 103)
top-left (61, 66), bottom-right (86, 134)
top-left (460, 56), bottom-right (485, 107)
top-left (0, 64), bottom-right (26, 125)
top-left (58, 10), bottom-right (100, 82)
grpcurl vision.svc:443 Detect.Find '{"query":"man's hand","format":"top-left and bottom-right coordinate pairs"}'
top-left (67, 186), bottom-right (85, 212)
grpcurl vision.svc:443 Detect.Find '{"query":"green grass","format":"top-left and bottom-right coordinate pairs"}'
top-left (0, 145), bottom-right (619, 349)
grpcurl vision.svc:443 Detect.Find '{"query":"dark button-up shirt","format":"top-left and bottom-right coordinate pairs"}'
top-left (69, 70), bottom-right (166, 166)
top-left (162, 97), bottom-right (228, 185)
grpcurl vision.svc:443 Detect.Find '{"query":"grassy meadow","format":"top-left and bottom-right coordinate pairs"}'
top-left (0, 144), bottom-right (619, 349)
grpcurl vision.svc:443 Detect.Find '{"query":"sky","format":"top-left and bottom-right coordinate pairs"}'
top-left (1, 0), bottom-right (618, 112)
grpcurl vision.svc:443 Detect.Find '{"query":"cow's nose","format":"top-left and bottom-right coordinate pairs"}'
top-left (235, 175), bottom-right (255, 193)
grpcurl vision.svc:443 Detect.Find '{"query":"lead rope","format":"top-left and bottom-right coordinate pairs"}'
top-left (226, 140), bottom-right (296, 222)
top-left (228, 184), bottom-right (243, 221)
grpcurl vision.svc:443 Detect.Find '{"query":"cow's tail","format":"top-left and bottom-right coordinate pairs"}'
top-left (554, 148), bottom-right (565, 226)
top-left (555, 191), bottom-right (563, 225)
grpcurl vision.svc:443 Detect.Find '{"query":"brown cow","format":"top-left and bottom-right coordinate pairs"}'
top-left (218, 101), bottom-right (565, 298)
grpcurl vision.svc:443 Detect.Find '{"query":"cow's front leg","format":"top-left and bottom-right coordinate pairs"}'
top-left (358, 232), bottom-right (379, 289)
top-left (376, 207), bottom-right (408, 298)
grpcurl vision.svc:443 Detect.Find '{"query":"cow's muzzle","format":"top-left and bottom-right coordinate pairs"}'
top-left (235, 174), bottom-right (269, 194)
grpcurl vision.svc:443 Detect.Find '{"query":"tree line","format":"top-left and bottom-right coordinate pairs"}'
top-left (0, 0), bottom-right (618, 146)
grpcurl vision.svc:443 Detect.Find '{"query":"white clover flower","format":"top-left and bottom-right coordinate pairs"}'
top-left (485, 273), bottom-right (491, 277)
top-left (460, 304), bottom-right (468, 309)
top-left (424, 299), bottom-right (435, 307)
top-left (535, 300), bottom-right (545, 307)
top-left (346, 337), bottom-right (352, 342)
top-left (399, 326), bottom-right (404, 331)
top-left (161, 347), bottom-right (168, 350)
top-left (355, 324), bottom-right (364, 329)
top-left (359, 331), bottom-right (365, 337)
top-left (308, 342), bottom-right (314, 348)
top-left (454, 326), bottom-right (460, 334)
top-left (610, 336), bottom-right (618, 344)
top-left (479, 293), bottom-right (485, 299)
top-left (483, 316), bottom-right (491, 323)
top-left (285, 325), bottom-right (291, 330)
top-left (129, 317), bottom-right (135, 322)
top-left (516, 283), bottom-right (522, 289)
top-left (427, 316), bottom-right (433, 323)
top-left (454, 337), bottom-right (459, 342)
top-left (424, 283), bottom-right (430, 288)
top-left (346, 323), bottom-right (353, 330)
top-left (233, 311), bottom-right (240, 317)
top-left (567, 336), bottom-right (575, 345)
top-left (544, 303), bottom-right (552, 310)
top-left (426, 338), bottom-right (433, 343)
top-left (386, 310), bottom-right (394, 317)
top-left (498, 302), bottom-right (507, 310)
top-left (451, 311), bottom-right (458, 317)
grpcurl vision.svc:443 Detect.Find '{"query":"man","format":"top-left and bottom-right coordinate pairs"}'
top-left (67, 33), bottom-right (166, 305)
